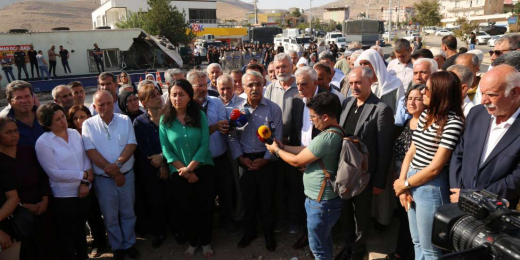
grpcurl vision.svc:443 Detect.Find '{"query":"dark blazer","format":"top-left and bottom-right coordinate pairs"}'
top-left (289, 87), bottom-right (328, 145)
top-left (339, 93), bottom-right (395, 189)
top-left (450, 105), bottom-right (520, 207)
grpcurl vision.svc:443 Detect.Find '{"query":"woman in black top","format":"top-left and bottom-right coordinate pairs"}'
top-left (0, 117), bottom-right (20, 256)
top-left (387, 84), bottom-right (425, 260)
top-left (118, 90), bottom-right (143, 122)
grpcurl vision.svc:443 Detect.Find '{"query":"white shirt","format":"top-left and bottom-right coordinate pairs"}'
top-left (387, 59), bottom-right (413, 91)
top-left (35, 129), bottom-right (92, 198)
top-left (89, 99), bottom-right (122, 116)
top-left (463, 95), bottom-right (475, 117)
top-left (301, 87), bottom-right (319, 146)
top-left (330, 68), bottom-right (345, 90)
top-left (480, 107), bottom-right (520, 165)
top-left (82, 113), bottom-right (137, 176)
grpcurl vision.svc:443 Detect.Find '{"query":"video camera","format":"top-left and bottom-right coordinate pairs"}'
top-left (432, 190), bottom-right (520, 260)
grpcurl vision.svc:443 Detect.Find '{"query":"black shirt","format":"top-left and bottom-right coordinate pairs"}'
top-left (27, 50), bottom-right (38, 62)
top-left (343, 103), bottom-right (365, 136)
top-left (277, 46), bottom-right (284, 53)
top-left (59, 49), bottom-right (69, 61)
top-left (93, 47), bottom-right (102, 60)
top-left (442, 53), bottom-right (460, 71)
top-left (0, 167), bottom-right (16, 233)
top-left (13, 51), bottom-right (26, 66)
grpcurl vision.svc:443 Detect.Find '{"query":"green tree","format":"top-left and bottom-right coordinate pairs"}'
top-left (117, 0), bottom-right (195, 46)
top-left (292, 9), bottom-right (302, 17)
top-left (412, 0), bottom-right (441, 26)
top-left (453, 17), bottom-right (479, 47)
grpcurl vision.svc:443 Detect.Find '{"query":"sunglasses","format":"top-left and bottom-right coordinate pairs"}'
top-left (489, 49), bottom-right (514, 56)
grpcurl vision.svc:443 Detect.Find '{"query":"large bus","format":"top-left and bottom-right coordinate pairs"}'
top-left (342, 19), bottom-right (385, 48)
top-left (248, 27), bottom-right (283, 45)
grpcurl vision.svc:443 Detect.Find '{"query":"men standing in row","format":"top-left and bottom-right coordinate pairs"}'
top-left (48, 45), bottom-right (58, 77)
top-left (82, 90), bottom-right (140, 260)
top-left (14, 46), bottom-right (29, 81)
top-left (229, 70), bottom-right (282, 252)
top-left (59, 45), bottom-right (72, 75)
top-left (93, 43), bottom-right (105, 74)
top-left (336, 67), bottom-right (394, 260)
top-left (27, 45), bottom-right (40, 80)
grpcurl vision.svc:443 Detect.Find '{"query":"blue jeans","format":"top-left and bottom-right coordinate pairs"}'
top-left (407, 166), bottom-right (449, 260)
top-left (2, 67), bottom-right (15, 82)
top-left (306, 196), bottom-right (343, 260)
top-left (94, 170), bottom-right (136, 250)
top-left (39, 66), bottom-right (50, 80)
top-left (469, 44), bottom-right (476, 50)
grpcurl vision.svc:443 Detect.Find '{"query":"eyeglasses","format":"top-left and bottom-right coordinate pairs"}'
top-left (489, 49), bottom-right (515, 56)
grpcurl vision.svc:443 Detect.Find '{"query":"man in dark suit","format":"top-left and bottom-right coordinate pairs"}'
top-left (287, 66), bottom-right (329, 249)
top-left (336, 67), bottom-right (395, 260)
top-left (450, 64), bottom-right (520, 207)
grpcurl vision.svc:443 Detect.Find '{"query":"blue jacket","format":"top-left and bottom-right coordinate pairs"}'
top-left (449, 105), bottom-right (520, 207)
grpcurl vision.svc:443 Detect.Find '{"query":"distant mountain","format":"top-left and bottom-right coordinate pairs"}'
top-left (0, 0), bottom-right (97, 9)
top-left (308, 0), bottom-right (417, 21)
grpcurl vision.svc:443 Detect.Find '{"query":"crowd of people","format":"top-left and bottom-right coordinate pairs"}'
top-left (0, 33), bottom-right (519, 260)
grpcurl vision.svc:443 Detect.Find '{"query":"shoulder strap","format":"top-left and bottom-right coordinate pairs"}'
top-left (317, 159), bottom-right (331, 203)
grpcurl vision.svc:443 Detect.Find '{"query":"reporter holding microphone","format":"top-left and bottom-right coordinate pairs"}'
top-left (228, 71), bottom-right (282, 252)
top-left (265, 92), bottom-right (344, 260)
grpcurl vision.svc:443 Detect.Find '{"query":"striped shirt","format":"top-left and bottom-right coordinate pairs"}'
top-left (411, 110), bottom-right (464, 169)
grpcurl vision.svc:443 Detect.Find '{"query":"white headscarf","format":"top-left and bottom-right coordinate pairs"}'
top-left (354, 49), bottom-right (404, 97)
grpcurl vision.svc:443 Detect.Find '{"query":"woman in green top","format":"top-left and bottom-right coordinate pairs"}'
top-left (265, 92), bottom-right (344, 260)
top-left (159, 79), bottom-right (215, 260)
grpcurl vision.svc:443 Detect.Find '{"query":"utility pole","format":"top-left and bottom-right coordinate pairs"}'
top-left (310, 0), bottom-right (313, 37)
top-left (397, 0), bottom-right (400, 28)
top-left (388, 0), bottom-right (393, 34)
top-left (254, 0), bottom-right (258, 25)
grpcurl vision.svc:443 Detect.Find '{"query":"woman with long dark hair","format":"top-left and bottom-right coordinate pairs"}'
top-left (159, 79), bottom-right (215, 259)
top-left (394, 71), bottom-right (464, 260)
top-left (67, 105), bottom-right (92, 133)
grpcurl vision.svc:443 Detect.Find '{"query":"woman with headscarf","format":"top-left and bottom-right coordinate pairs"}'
top-left (145, 73), bottom-right (163, 95)
top-left (119, 71), bottom-right (137, 94)
top-left (118, 90), bottom-right (143, 122)
top-left (355, 49), bottom-right (405, 113)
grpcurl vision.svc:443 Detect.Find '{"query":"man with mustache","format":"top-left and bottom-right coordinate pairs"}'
top-left (263, 53), bottom-right (301, 234)
top-left (336, 67), bottom-right (394, 260)
top-left (450, 64), bottom-right (520, 209)
top-left (228, 70), bottom-right (282, 252)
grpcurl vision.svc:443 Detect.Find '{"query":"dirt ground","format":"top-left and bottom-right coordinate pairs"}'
top-left (87, 216), bottom-right (398, 260)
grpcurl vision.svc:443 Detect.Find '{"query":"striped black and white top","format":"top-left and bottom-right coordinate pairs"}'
top-left (411, 110), bottom-right (464, 169)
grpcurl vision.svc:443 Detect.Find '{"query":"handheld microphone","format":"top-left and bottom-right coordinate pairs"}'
top-left (257, 125), bottom-right (273, 144)
top-left (228, 109), bottom-right (241, 127)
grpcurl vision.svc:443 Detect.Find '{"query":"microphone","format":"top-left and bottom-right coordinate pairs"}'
top-left (234, 108), bottom-right (251, 128)
top-left (257, 125), bottom-right (274, 144)
top-left (228, 109), bottom-right (241, 127)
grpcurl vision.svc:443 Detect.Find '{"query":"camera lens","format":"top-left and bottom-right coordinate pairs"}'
top-left (451, 215), bottom-right (486, 251)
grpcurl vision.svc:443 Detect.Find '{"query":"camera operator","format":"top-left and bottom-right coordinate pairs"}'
top-left (450, 64), bottom-right (520, 208)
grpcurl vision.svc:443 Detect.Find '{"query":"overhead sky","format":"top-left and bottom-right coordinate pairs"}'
top-left (256, 0), bottom-right (339, 10)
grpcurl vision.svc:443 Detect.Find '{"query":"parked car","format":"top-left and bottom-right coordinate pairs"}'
top-left (474, 31), bottom-right (492, 44)
top-left (435, 29), bottom-right (453, 36)
top-left (383, 31), bottom-right (395, 41)
top-left (404, 32), bottom-right (421, 42)
top-left (487, 35), bottom-right (504, 47)
top-left (424, 27), bottom-right (437, 35)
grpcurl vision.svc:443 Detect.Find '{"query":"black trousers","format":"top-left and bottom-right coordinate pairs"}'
top-left (53, 194), bottom-right (91, 260)
top-left (16, 64), bottom-right (29, 80)
top-left (240, 153), bottom-right (274, 236)
top-left (339, 185), bottom-right (373, 259)
top-left (395, 197), bottom-right (414, 259)
top-left (29, 60), bottom-right (39, 78)
top-left (87, 191), bottom-right (107, 248)
top-left (214, 153), bottom-right (234, 223)
top-left (173, 164), bottom-right (216, 247)
top-left (139, 166), bottom-right (171, 237)
top-left (49, 60), bottom-right (57, 76)
top-left (95, 59), bottom-right (104, 74)
top-left (274, 161), bottom-right (306, 226)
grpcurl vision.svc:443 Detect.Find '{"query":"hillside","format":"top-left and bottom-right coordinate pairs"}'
top-left (217, 0), bottom-right (254, 21)
top-left (309, 0), bottom-right (417, 21)
top-left (0, 0), bottom-right (98, 32)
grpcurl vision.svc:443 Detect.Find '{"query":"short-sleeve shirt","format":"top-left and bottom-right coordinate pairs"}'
top-left (59, 50), bottom-right (69, 61)
top-left (82, 114), bottom-right (137, 176)
top-left (277, 46), bottom-right (285, 53)
top-left (304, 126), bottom-right (344, 200)
top-left (13, 51), bottom-right (26, 66)
top-left (411, 110), bottom-right (464, 169)
top-left (93, 48), bottom-right (102, 60)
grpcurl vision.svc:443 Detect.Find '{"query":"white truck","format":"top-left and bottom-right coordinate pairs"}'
top-left (324, 32), bottom-right (344, 44)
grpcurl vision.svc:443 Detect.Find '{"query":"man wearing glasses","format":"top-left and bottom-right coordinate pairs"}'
top-left (489, 34), bottom-right (520, 70)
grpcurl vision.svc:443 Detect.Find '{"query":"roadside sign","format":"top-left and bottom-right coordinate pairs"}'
top-left (508, 17), bottom-right (518, 25)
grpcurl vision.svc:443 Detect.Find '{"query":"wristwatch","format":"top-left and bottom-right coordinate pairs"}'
top-left (404, 180), bottom-right (411, 189)
top-left (80, 180), bottom-right (90, 186)
top-left (116, 161), bottom-right (123, 168)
